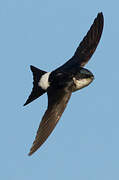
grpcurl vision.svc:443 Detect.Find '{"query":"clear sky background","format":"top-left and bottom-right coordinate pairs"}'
top-left (0, 0), bottom-right (119, 180)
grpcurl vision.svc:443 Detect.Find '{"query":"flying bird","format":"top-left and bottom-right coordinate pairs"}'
top-left (24, 12), bottom-right (104, 156)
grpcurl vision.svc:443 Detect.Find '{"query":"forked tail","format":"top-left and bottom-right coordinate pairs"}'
top-left (24, 65), bottom-right (47, 106)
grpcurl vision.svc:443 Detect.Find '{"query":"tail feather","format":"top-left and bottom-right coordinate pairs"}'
top-left (24, 66), bottom-right (47, 106)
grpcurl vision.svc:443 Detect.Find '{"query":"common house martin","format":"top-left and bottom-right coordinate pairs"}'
top-left (24, 12), bottom-right (104, 156)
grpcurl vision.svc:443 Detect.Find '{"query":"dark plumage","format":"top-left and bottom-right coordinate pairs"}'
top-left (24, 12), bottom-right (104, 156)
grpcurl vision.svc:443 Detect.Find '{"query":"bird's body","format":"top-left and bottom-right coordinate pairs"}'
top-left (24, 12), bottom-right (104, 156)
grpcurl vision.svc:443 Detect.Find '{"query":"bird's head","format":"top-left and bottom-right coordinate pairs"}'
top-left (72, 67), bottom-right (94, 92)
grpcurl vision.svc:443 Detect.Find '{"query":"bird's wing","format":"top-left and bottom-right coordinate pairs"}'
top-left (56, 12), bottom-right (104, 71)
top-left (73, 12), bottom-right (104, 67)
top-left (28, 87), bottom-right (71, 156)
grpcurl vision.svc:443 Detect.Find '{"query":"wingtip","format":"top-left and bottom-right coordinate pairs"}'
top-left (98, 12), bottom-right (103, 15)
top-left (28, 152), bottom-right (32, 156)
top-left (23, 100), bottom-right (29, 106)
top-left (97, 12), bottom-right (104, 20)
top-left (98, 12), bottom-right (104, 28)
top-left (28, 148), bottom-right (35, 156)
top-left (23, 103), bottom-right (27, 106)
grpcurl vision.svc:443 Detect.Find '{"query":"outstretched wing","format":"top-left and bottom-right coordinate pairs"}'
top-left (74, 12), bottom-right (104, 67)
top-left (28, 87), bottom-right (71, 156)
top-left (55, 12), bottom-right (104, 72)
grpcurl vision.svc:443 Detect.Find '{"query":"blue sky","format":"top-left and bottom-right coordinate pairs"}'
top-left (0, 0), bottom-right (119, 179)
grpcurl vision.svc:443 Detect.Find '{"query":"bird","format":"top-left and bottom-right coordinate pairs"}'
top-left (24, 12), bottom-right (104, 156)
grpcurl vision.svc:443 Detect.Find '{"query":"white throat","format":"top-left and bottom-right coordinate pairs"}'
top-left (38, 72), bottom-right (51, 90)
top-left (73, 77), bottom-right (92, 91)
